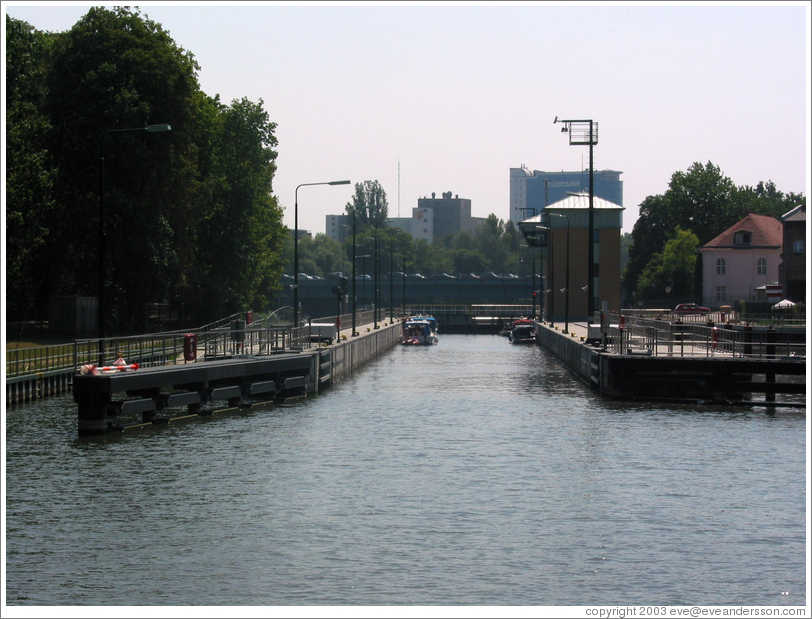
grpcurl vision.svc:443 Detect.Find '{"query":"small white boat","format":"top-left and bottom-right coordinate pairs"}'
top-left (399, 319), bottom-right (439, 346)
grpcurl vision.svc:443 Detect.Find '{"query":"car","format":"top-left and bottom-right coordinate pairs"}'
top-left (674, 303), bottom-right (710, 315)
top-left (407, 273), bottom-right (425, 279)
top-left (434, 273), bottom-right (456, 279)
top-left (481, 272), bottom-right (500, 279)
top-left (459, 273), bottom-right (480, 279)
top-left (499, 273), bottom-right (519, 279)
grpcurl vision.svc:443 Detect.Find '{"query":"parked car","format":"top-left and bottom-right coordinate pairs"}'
top-left (408, 273), bottom-right (425, 279)
top-left (674, 303), bottom-right (710, 315)
top-left (499, 273), bottom-right (519, 279)
top-left (435, 273), bottom-right (456, 279)
top-left (481, 272), bottom-right (500, 279)
top-left (459, 273), bottom-right (480, 279)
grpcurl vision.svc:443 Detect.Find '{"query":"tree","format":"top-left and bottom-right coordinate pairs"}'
top-left (194, 97), bottom-right (285, 319)
top-left (5, 16), bottom-right (55, 319)
top-left (345, 180), bottom-right (389, 230)
top-left (636, 228), bottom-right (699, 302)
top-left (623, 161), bottom-right (805, 305)
top-left (40, 6), bottom-right (203, 330)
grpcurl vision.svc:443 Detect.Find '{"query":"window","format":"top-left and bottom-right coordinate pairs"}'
top-left (757, 258), bottom-right (766, 275)
top-left (793, 240), bottom-right (805, 254)
top-left (734, 231), bottom-right (752, 245)
top-left (717, 258), bottom-right (726, 274)
top-left (716, 286), bottom-right (726, 301)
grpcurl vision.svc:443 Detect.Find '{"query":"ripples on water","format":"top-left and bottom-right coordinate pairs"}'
top-left (4, 335), bottom-right (807, 606)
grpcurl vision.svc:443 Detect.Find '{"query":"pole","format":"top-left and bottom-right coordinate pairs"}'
top-left (588, 120), bottom-right (595, 320)
top-left (374, 226), bottom-right (379, 329)
top-left (351, 212), bottom-right (357, 336)
top-left (293, 180), bottom-right (350, 330)
top-left (564, 217), bottom-right (570, 333)
top-left (294, 189), bottom-right (299, 329)
top-left (99, 124), bottom-right (171, 364)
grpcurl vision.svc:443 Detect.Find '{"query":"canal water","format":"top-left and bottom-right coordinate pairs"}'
top-left (4, 335), bottom-right (807, 607)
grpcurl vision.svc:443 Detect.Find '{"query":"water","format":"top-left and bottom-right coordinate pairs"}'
top-left (4, 335), bottom-right (807, 606)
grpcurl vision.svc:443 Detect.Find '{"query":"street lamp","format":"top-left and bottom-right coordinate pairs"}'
top-left (554, 116), bottom-right (597, 318)
top-left (99, 123), bottom-right (171, 362)
top-left (542, 213), bottom-right (570, 333)
top-left (293, 180), bottom-right (350, 328)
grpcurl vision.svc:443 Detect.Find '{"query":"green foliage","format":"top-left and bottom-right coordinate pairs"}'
top-left (5, 16), bottom-right (55, 318)
top-left (636, 228), bottom-right (699, 301)
top-left (345, 180), bottom-right (389, 230)
top-left (5, 9), bottom-right (288, 330)
top-left (623, 161), bottom-right (805, 303)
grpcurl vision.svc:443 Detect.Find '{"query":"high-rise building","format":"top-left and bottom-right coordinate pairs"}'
top-left (510, 166), bottom-right (623, 226)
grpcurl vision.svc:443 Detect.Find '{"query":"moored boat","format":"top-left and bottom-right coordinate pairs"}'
top-left (508, 320), bottom-right (536, 344)
top-left (399, 319), bottom-right (439, 345)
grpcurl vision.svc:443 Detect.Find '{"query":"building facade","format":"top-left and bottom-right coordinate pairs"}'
top-left (698, 214), bottom-right (783, 308)
top-left (328, 191), bottom-right (480, 244)
top-left (416, 192), bottom-right (478, 241)
top-left (518, 194), bottom-right (624, 321)
top-left (510, 166), bottom-right (623, 226)
top-left (780, 204), bottom-right (806, 302)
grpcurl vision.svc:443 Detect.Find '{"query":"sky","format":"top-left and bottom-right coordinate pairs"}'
top-left (4, 1), bottom-right (810, 236)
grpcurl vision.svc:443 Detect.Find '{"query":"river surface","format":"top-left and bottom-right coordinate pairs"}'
top-left (4, 335), bottom-right (808, 606)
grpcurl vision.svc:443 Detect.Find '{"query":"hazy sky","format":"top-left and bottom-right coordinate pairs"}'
top-left (4, 2), bottom-right (810, 236)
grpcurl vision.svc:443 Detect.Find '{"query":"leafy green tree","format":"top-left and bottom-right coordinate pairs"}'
top-left (5, 16), bottom-right (56, 319)
top-left (194, 97), bottom-right (285, 319)
top-left (39, 6), bottom-right (203, 330)
top-left (623, 161), bottom-right (805, 305)
top-left (345, 180), bottom-right (389, 230)
top-left (636, 228), bottom-right (699, 301)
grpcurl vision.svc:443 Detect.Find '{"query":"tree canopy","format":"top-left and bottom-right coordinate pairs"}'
top-left (6, 9), bottom-right (286, 331)
top-left (623, 161), bottom-right (805, 303)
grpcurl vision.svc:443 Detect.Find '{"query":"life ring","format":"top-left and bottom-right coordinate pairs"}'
top-left (711, 327), bottom-right (719, 351)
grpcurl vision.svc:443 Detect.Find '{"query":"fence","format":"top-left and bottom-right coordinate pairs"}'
top-left (604, 313), bottom-right (805, 359)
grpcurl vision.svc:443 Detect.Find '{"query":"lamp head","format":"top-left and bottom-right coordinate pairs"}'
top-left (145, 124), bottom-right (171, 132)
top-left (329, 180), bottom-right (351, 185)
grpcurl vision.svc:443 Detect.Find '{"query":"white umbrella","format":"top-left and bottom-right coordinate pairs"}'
top-left (771, 299), bottom-right (796, 310)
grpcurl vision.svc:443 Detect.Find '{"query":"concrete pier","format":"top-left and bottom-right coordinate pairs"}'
top-left (533, 320), bottom-right (806, 408)
top-left (73, 320), bottom-right (402, 435)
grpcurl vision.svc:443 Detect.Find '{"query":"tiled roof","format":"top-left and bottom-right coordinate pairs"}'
top-left (700, 214), bottom-right (783, 249)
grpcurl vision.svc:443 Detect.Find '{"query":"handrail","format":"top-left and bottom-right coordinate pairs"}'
top-left (605, 313), bottom-right (805, 359)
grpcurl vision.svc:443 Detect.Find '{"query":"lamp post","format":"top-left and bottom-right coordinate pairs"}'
top-left (389, 233), bottom-right (395, 324)
top-left (99, 123), bottom-right (171, 363)
top-left (543, 213), bottom-right (570, 333)
top-left (536, 222), bottom-right (551, 324)
top-left (351, 214), bottom-right (357, 336)
top-left (554, 117), bottom-right (597, 318)
top-left (294, 180), bottom-right (350, 328)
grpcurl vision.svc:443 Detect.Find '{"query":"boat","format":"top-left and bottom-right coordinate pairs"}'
top-left (500, 317), bottom-right (526, 337)
top-left (508, 320), bottom-right (536, 344)
top-left (410, 315), bottom-right (438, 337)
top-left (399, 319), bottom-right (439, 345)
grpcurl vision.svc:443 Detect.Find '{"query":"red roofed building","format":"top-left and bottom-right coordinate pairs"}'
top-left (698, 214), bottom-right (783, 308)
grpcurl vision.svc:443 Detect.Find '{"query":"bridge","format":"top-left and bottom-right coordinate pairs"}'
top-left (279, 276), bottom-right (543, 322)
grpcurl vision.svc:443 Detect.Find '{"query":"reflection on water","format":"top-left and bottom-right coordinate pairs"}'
top-left (5, 335), bottom-right (807, 606)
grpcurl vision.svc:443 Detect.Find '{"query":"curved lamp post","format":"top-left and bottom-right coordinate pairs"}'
top-left (293, 180), bottom-right (350, 328)
top-left (99, 123), bottom-right (171, 363)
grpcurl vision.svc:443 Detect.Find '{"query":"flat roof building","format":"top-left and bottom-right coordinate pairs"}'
top-left (510, 166), bottom-right (623, 227)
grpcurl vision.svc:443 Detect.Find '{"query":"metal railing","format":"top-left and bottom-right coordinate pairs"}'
top-left (6, 309), bottom-right (396, 379)
top-left (604, 314), bottom-right (805, 359)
